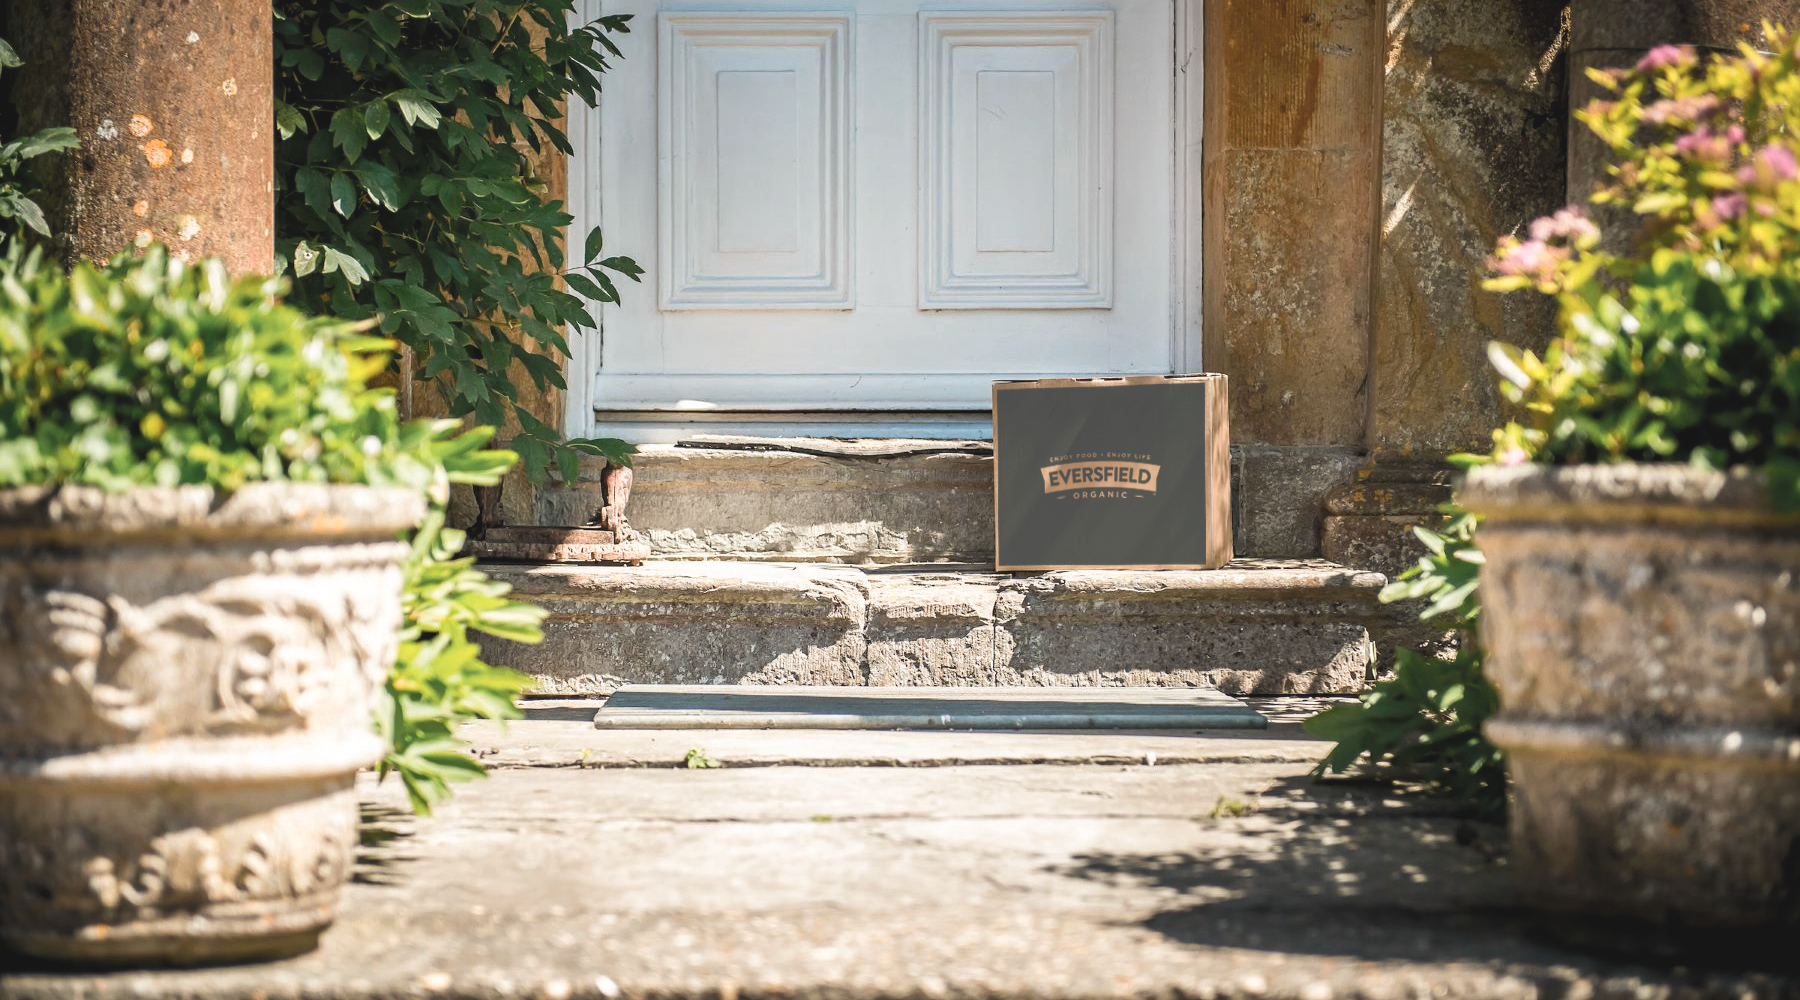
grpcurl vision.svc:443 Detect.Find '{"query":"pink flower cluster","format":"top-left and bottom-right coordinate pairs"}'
top-left (1641, 94), bottom-right (1723, 126)
top-left (1490, 237), bottom-right (1564, 284)
top-left (1490, 206), bottom-right (1598, 286)
top-left (1528, 206), bottom-right (1600, 245)
top-left (1636, 44), bottom-right (1696, 72)
top-left (1710, 144), bottom-right (1798, 221)
top-left (1739, 143), bottom-right (1798, 189)
top-left (1673, 124), bottom-right (1745, 165)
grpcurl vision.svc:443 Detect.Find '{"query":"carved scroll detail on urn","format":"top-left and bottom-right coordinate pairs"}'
top-left (0, 573), bottom-right (400, 749)
top-left (1, 810), bottom-right (355, 928)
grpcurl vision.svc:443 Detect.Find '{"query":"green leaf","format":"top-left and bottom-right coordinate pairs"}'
top-left (3, 128), bottom-right (79, 160)
top-left (367, 12), bottom-right (403, 46)
top-left (330, 171), bottom-right (357, 217)
top-left (598, 256), bottom-right (644, 280)
top-left (562, 270), bottom-right (606, 302)
top-left (364, 99), bottom-right (391, 140)
top-left (292, 240), bottom-right (320, 277)
top-left (326, 26), bottom-right (371, 71)
top-left (295, 167), bottom-right (333, 221)
top-left (330, 108), bottom-right (369, 162)
top-left (357, 162), bottom-right (402, 210)
top-left (393, 90), bottom-right (443, 129)
top-left (275, 100), bottom-right (306, 140)
top-left (290, 47), bottom-right (326, 81)
top-left (6, 196), bottom-right (49, 237)
top-left (321, 245), bottom-right (370, 284)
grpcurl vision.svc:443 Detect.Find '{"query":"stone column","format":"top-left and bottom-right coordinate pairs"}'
top-left (8, 0), bottom-right (273, 274)
top-left (1323, 0), bottom-right (1568, 584)
top-left (1202, 0), bottom-right (1384, 558)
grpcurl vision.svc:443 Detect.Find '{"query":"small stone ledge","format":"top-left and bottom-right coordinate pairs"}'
top-left (481, 559), bottom-right (1394, 696)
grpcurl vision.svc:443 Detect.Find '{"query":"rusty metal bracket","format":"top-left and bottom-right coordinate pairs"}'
top-left (464, 463), bottom-right (650, 564)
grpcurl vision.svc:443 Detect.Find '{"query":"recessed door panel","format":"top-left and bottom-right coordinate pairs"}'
top-left (921, 13), bottom-right (1113, 308)
top-left (660, 14), bottom-right (851, 308)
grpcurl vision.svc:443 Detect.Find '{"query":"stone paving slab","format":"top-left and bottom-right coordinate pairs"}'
top-left (592, 685), bottom-right (1269, 731)
top-left (5, 719), bottom-right (1791, 998)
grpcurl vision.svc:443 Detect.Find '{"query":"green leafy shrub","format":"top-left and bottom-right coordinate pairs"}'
top-left (0, 37), bottom-right (78, 249)
top-left (1485, 29), bottom-right (1800, 507)
top-left (273, 0), bottom-right (639, 484)
top-left (0, 244), bottom-right (538, 814)
top-left (1305, 509), bottom-right (1507, 820)
top-left (381, 421), bottom-right (544, 814)
top-left (0, 244), bottom-right (410, 489)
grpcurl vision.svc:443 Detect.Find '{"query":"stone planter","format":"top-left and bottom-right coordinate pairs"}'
top-left (1461, 464), bottom-right (1800, 930)
top-left (0, 483), bottom-right (423, 965)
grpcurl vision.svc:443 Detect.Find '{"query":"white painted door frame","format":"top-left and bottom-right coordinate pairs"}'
top-left (563, 0), bottom-right (1203, 441)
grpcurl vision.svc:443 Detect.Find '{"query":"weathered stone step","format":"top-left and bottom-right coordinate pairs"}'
top-left (525, 438), bottom-right (1366, 565)
top-left (538, 441), bottom-right (995, 564)
top-left (478, 559), bottom-right (1395, 696)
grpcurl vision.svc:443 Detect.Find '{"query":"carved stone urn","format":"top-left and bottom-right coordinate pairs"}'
top-left (1461, 464), bottom-right (1800, 932)
top-left (0, 483), bottom-right (423, 965)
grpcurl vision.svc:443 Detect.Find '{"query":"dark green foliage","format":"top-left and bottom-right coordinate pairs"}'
top-left (1377, 508), bottom-right (1482, 631)
top-left (1305, 510), bottom-right (1507, 820)
top-left (0, 36), bottom-right (77, 249)
top-left (272, 1), bottom-right (640, 484)
top-left (381, 424), bottom-right (543, 814)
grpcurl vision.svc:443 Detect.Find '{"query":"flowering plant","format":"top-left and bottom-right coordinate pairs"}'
top-left (1485, 31), bottom-right (1800, 508)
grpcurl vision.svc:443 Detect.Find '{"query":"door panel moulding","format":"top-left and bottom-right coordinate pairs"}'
top-left (564, 0), bottom-right (1204, 438)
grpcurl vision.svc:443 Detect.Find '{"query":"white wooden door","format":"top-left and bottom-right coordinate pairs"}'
top-left (569, 0), bottom-right (1195, 437)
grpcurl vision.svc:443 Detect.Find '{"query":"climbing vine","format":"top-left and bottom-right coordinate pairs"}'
top-left (0, 36), bottom-right (77, 252)
top-left (272, 1), bottom-right (640, 484)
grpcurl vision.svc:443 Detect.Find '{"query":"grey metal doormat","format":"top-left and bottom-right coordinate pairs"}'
top-left (592, 685), bottom-right (1267, 731)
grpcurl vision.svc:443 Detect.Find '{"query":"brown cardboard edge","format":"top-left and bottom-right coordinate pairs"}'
top-left (1207, 376), bottom-right (1234, 565)
top-left (992, 372), bottom-right (1227, 391)
top-left (991, 381), bottom-right (1002, 570)
top-left (995, 563), bottom-right (1235, 571)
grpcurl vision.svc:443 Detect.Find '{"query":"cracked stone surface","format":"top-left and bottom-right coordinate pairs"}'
top-left (480, 561), bottom-right (1397, 697)
top-left (4, 717), bottom-right (1790, 997)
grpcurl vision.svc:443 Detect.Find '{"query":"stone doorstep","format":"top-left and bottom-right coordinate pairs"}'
top-left (478, 559), bottom-right (1396, 697)
top-left (528, 443), bottom-right (1369, 565)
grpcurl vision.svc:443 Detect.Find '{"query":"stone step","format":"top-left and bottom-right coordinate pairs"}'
top-left (524, 438), bottom-right (1367, 564)
top-left (478, 559), bottom-right (1398, 697)
top-left (537, 440), bottom-right (995, 564)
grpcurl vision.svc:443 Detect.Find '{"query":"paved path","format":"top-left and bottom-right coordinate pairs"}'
top-left (4, 703), bottom-right (1793, 998)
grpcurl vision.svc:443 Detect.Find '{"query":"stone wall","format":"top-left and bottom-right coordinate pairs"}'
top-left (1324, 0), bottom-right (1571, 575)
top-left (1373, 0), bottom-right (1568, 459)
top-left (1204, 0), bottom-right (1568, 563)
top-left (1203, 0), bottom-right (1383, 453)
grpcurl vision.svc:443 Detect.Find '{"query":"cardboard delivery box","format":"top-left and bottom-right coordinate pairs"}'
top-left (991, 374), bottom-right (1231, 571)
